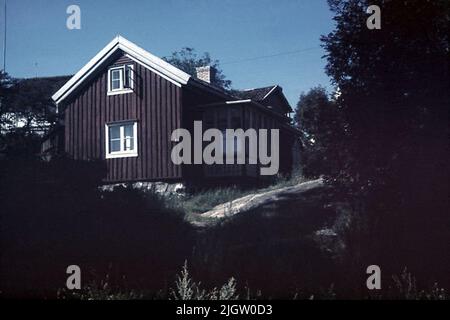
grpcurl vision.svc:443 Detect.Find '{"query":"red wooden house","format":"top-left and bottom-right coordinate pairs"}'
top-left (47, 36), bottom-right (298, 184)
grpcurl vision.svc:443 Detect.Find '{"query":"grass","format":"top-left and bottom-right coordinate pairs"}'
top-left (171, 171), bottom-right (309, 226)
top-left (171, 261), bottom-right (239, 300)
top-left (176, 187), bottom-right (245, 214)
top-left (174, 171), bottom-right (308, 216)
top-left (57, 262), bottom-right (448, 300)
top-left (391, 268), bottom-right (448, 300)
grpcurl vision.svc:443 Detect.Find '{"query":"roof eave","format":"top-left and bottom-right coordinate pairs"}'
top-left (52, 35), bottom-right (191, 105)
top-left (187, 78), bottom-right (235, 100)
top-left (264, 85), bottom-right (293, 113)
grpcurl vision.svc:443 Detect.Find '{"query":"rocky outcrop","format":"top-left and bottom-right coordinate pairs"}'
top-left (190, 178), bottom-right (325, 227)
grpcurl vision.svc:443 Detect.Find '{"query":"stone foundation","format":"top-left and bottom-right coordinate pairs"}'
top-left (100, 181), bottom-right (185, 196)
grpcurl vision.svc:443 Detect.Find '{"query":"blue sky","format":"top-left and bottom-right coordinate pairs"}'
top-left (3, 0), bottom-right (335, 106)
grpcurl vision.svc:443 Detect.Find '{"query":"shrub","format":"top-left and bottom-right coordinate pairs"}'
top-left (171, 261), bottom-right (238, 300)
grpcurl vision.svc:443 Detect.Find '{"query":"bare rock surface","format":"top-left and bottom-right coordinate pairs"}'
top-left (190, 178), bottom-right (324, 227)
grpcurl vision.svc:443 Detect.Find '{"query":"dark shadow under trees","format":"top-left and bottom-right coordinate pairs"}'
top-left (0, 156), bottom-right (194, 298)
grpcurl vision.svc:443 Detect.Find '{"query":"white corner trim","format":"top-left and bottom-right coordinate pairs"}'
top-left (52, 35), bottom-right (190, 104)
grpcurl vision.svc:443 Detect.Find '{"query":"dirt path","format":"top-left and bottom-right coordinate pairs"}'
top-left (189, 178), bottom-right (324, 227)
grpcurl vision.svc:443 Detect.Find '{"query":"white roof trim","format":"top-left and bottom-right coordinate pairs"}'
top-left (124, 54), bottom-right (181, 88)
top-left (52, 35), bottom-right (191, 104)
top-left (262, 85), bottom-right (278, 100)
top-left (225, 99), bottom-right (252, 104)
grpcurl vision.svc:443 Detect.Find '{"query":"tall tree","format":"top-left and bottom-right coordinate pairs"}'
top-left (321, 0), bottom-right (449, 284)
top-left (0, 75), bottom-right (69, 156)
top-left (163, 47), bottom-right (232, 89)
top-left (1, 76), bottom-right (69, 134)
top-left (322, 0), bottom-right (449, 188)
top-left (294, 86), bottom-right (344, 177)
top-left (0, 70), bottom-right (16, 130)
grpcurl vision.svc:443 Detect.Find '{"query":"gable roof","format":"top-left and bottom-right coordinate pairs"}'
top-left (234, 85), bottom-right (278, 101)
top-left (234, 85), bottom-right (292, 112)
top-left (52, 36), bottom-right (292, 114)
top-left (52, 35), bottom-right (191, 105)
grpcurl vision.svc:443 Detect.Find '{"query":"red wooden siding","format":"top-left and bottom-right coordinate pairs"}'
top-left (199, 102), bottom-right (293, 179)
top-left (63, 53), bottom-right (182, 182)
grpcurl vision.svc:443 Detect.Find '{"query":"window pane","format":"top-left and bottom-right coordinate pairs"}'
top-left (124, 66), bottom-right (132, 88)
top-left (124, 124), bottom-right (134, 151)
top-left (111, 69), bottom-right (121, 80)
top-left (124, 124), bottom-right (134, 138)
top-left (109, 126), bottom-right (120, 139)
top-left (110, 69), bottom-right (122, 90)
top-left (124, 137), bottom-right (134, 151)
top-left (111, 79), bottom-right (120, 90)
top-left (110, 139), bottom-right (121, 152)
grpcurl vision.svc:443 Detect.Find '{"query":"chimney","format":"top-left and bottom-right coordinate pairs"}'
top-left (195, 66), bottom-right (216, 84)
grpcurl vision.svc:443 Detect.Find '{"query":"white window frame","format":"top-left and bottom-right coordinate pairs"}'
top-left (105, 121), bottom-right (138, 159)
top-left (107, 64), bottom-right (134, 95)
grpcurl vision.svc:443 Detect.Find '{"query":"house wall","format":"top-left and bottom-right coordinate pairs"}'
top-left (262, 92), bottom-right (290, 116)
top-left (242, 104), bottom-right (295, 178)
top-left (187, 101), bottom-right (296, 182)
top-left (63, 52), bottom-right (182, 182)
top-left (181, 86), bottom-right (230, 184)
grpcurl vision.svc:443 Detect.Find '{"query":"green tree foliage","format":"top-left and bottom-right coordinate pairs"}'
top-left (321, 0), bottom-right (449, 284)
top-left (294, 86), bottom-right (345, 177)
top-left (322, 0), bottom-right (449, 188)
top-left (3, 76), bottom-right (69, 133)
top-left (0, 70), bottom-right (16, 129)
top-left (0, 75), bottom-right (69, 156)
top-left (163, 47), bottom-right (232, 89)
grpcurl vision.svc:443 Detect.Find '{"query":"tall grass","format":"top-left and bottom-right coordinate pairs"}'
top-left (390, 268), bottom-right (448, 300)
top-left (175, 171), bottom-right (307, 215)
top-left (57, 263), bottom-right (448, 300)
top-left (171, 261), bottom-right (239, 300)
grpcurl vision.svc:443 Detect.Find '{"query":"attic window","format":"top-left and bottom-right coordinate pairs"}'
top-left (107, 64), bottom-right (134, 95)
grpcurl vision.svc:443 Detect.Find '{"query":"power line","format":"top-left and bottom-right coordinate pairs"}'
top-left (2, 0), bottom-right (5, 71)
top-left (221, 46), bottom-right (321, 65)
